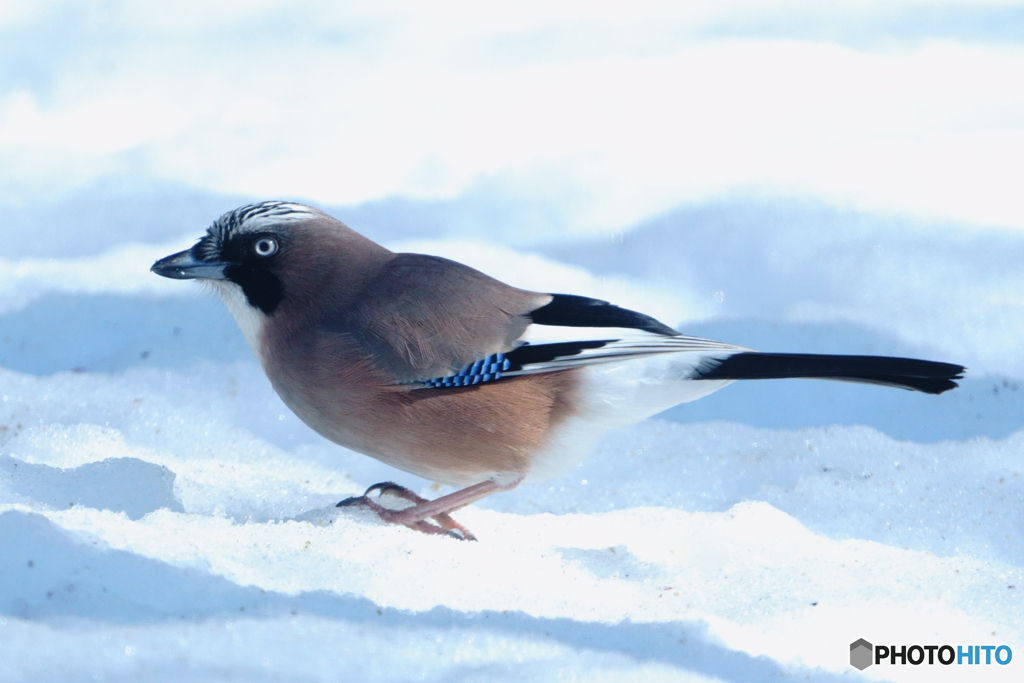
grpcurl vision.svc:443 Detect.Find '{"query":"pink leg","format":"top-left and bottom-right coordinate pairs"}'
top-left (359, 483), bottom-right (477, 539)
top-left (337, 478), bottom-right (522, 540)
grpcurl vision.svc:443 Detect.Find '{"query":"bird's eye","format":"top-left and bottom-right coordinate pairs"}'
top-left (253, 237), bottom-right (278, 257)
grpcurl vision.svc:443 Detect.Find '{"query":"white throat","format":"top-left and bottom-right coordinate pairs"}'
top-left (208, 281), bottom-right (269, 362)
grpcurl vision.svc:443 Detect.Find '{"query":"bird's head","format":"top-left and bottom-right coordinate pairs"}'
top-left (151, 201), bottom-right (324, 315)
top-left (153, 200), bottom-right (393, 358)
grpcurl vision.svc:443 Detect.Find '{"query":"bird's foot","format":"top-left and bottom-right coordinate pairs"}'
top-left (337, 482), bottom-right (477, 541)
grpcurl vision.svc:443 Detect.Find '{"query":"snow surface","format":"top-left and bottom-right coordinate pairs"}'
top-left (1, 196), bottom-right (1022, 682)
top-left (2, 3), bottom-right (1023, 681)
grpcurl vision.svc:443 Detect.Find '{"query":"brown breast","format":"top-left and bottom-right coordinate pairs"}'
top-left (264, 323), bottom-right (582, 486)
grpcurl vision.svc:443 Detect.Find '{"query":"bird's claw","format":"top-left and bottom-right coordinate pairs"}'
top-left (337, 482), bottom-right (477, 541)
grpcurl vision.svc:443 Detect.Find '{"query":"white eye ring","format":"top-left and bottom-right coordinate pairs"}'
top-left (253, 237), bottom-right (278, 257)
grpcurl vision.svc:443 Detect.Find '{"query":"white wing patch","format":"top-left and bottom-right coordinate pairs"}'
top-left (519, 323), bottom-right (745, 348)
top-left (502, 324), bottom-right (748, 377)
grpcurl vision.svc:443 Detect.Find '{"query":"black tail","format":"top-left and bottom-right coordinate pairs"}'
top-left (693, 352), bottom-right (965, 395)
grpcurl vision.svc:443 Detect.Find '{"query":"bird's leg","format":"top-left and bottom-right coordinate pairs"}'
top-left (338, 483), bottom-right (460, 537)
top-left (336, 478), bottom-right (522, 540)
top-left (342, 494), bottom-right (461, 537)
top-left (337, 482), bottom-right (478, 539)
top-left (353, 482), bottom-right (477, 539)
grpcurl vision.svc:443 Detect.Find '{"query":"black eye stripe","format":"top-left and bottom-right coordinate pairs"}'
top-left (204, 231), bottom-right (282, 264)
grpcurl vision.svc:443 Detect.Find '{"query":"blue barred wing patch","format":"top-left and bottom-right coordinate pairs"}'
top-left (409, 336), bottom-right (743, 389)
top-left (421, 352), bottom-right (513, 388)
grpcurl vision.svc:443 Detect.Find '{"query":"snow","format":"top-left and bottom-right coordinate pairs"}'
top-left (2, 209), bottom-right (1022, 681)
top-left (3, 3), bottom-right (1024, 682)
top-left (2, 3), bottom-right (1024, 234)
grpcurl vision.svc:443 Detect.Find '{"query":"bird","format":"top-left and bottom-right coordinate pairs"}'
top-left (152, 200), bottom-right (965, 540)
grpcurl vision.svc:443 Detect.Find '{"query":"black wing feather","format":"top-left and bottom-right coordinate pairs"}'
top-left (503, 340), bottom-right (611, 370)
top-left (529, 294), bottom-right (678, 336)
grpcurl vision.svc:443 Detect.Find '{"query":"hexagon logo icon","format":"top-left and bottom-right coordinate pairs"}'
top-left (850, 639), bottom-right (873, 670)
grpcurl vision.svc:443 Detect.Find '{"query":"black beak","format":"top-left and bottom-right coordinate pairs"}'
top-left (151, 249), bottom-right (231, 280)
